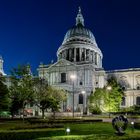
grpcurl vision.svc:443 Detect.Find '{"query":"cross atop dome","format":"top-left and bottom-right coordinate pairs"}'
top-left (76, 7), bottom-right (84, 26)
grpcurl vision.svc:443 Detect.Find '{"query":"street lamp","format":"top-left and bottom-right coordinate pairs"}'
top-left (107, 86), bottom-right (112, 118)
top-left (81, 90), bottom-right (86, 94)
top-left (70, 74), bottom-right (76, 118)
top-left (81, 90), bottom-right (86, 114)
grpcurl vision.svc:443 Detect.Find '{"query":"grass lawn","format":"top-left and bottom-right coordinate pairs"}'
top-left (0, 119), bottom-right (140, 140)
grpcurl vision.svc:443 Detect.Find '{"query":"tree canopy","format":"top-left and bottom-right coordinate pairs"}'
top-left (89, 77), bottom-right (124, 113)
top-left (34, 77), bottom-right (67, 118)
top-left (9, 64), bottom-right (35, 117)
top-left (0, 77), bottom-right (10, 112)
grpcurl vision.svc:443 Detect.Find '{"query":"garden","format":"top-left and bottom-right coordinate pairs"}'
top-left (0, 117), bottom-right (140, 140)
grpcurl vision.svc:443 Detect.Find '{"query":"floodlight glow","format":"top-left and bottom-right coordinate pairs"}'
top-left (107, 86), bottom-right (112, 91)
top-left (70, 74), bottom-right (76, 80)
top-left (81, 90), bottom-right (86, 94)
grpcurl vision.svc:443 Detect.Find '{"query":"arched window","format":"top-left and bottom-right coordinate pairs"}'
top-left (79, 94), bottom-right (83, 104)
top-left (121, 97), bottom-right (126, 106)
top-left (137, 86), bottom-right (140, 90)
top-left (61, 73), bottom-right (66, 83)
top-left (122, 86), bottom-right (126, 91)
top-left (136, 97), bottom-right (140, 105)
top-left (79, 81), bottom-right (83, 85)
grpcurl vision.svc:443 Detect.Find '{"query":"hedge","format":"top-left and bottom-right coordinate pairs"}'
top-left (0, 129), bottom-right (64, 140)
top-left (28, 119), bottom-right (102, 124)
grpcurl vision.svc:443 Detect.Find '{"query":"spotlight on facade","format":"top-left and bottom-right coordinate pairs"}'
top-left (107, 86), bottom-right (112, 91)
top-left (70, 74), bottom-right (76, 80)
top-left (81, 90), bottom-right (86, 94)
top-left (66, 128), bottom-right (70, 135)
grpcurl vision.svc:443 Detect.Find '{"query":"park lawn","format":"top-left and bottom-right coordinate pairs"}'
top-left (35, 122), bottom-right (140, 140)
top-left (35, 132), bottom-right (140, 140)
top-left (0, 120), bottom-right (140, 140)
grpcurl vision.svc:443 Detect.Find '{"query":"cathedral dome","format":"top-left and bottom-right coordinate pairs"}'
top-left (62, 24), bottom-right (95, 45)
top-left (57, 7), bottom-right (103, 68)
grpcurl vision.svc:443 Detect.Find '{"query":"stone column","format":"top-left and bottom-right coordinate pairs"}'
top-left (95, 52), bottom-right (97, 65)
top-left (86, 49), bottom-right (90, 61)
top-left (84, 49), bottom-right (86, 61)
top-left (89, 50), bottom-right (92, 62)
top-left (96, 54), bottom-right (98, 66)
top-left (99, 55), bottom-right (102, 67)
top-left (74, 48), bottom-right (76, 62)
top-left (69, 49), bottom-right (71, 61)
top-left (79, 48), bottom-right (81, 61)
top-left (97, 54), bottom-right (100, 66)
top-left (93, 51), bottom-right (95, 64)
top-left (91, 51), bottom-right (93, 62)
top-left (100, 56), bottom-right (102, 67)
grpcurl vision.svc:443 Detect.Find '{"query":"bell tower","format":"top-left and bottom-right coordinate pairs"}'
top-left (0, 56), bottom-right (6, 75)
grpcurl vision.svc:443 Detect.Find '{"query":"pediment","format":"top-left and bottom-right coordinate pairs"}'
top-left (48, 59), bottom-right (76, 69)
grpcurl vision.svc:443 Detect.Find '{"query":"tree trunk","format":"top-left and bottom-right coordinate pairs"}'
top-left (42, 109), bottom-right (45, 119)
top-left (53, 111), bottom-right (55, 120)
top-left (22, 107), bottom-right (24, 122)
top-left (11, 112), bottom-right (14, 119)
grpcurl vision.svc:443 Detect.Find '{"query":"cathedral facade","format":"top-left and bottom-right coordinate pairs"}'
top-left (38, 8), bottom-right (140, 113)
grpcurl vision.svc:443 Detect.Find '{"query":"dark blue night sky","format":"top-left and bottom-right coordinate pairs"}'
top-left (0, 0), bottom-right (140, 74)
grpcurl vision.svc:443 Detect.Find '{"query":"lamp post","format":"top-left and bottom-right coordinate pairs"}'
top-left (107, 86), bottom-right (112, 118)
top-left (81, 90), bottom-right (86, 114)
top-left (70, 74), bottom-right (76, 118)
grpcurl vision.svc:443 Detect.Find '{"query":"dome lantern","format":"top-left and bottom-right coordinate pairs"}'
top-left (76, 7), bottom-right (84, 26)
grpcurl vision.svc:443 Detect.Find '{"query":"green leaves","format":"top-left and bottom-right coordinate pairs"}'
top-left (89, 77), bottom-right (124, 113)
top-left (34, 78), bottom-right (67, 118)
top-left (0, 76), bottom-right (10, 112)
top-left (9, 64), bottom-right (35, 116)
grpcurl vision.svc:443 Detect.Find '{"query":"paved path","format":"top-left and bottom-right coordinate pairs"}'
top-left (103, 118), bottom-right (140, 123)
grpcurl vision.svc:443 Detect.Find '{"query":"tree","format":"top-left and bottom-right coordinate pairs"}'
top-left (48, 87), bottom-right (67, 119)
top-left (0, 76), bottom-right (10, 113)
top-left (9, 64), bottom-right (35, 119)
top-left (106, 77), bottom-right (124, 112)
top-left (89, 77), bottom-right (123, 113)
top-left (34, 78), bottom-right (67, 118)
top-left (34, 77), bottom-right (50, 118)
top-left (89, 89), bottom-right (105, 114)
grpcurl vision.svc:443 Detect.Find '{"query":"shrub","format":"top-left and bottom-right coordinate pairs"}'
top-left (134, 122), bottom-right (140, 129)
top-left (89, 105), bottom-right (102, 114)
top-left (12, 124), bottom-right (64, 130)
top-left (0, 129), bottom-right (64, 140)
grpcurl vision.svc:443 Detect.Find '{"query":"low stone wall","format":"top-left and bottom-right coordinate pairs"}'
top-left (43, 112), bottom-right (82, 117)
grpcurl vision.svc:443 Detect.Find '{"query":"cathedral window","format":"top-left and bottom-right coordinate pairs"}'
top-left (121, 97), bottom-right (126, 106)
top-left (136, 97), bottom-right (140, 105)
top-left (79, 94), bottom-right (83, 104)
top-left (122, 86), bottom-right (126, 91)
top-left (61, 73), bottom-right (66, 83)
top-left (79, 81), bottom-right (83, 85)
top-left (137, 86), bottom-right (140, 90)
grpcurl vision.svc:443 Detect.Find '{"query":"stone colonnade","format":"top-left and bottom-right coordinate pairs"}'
top-left (58, 47), bottom-right (101, 65)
